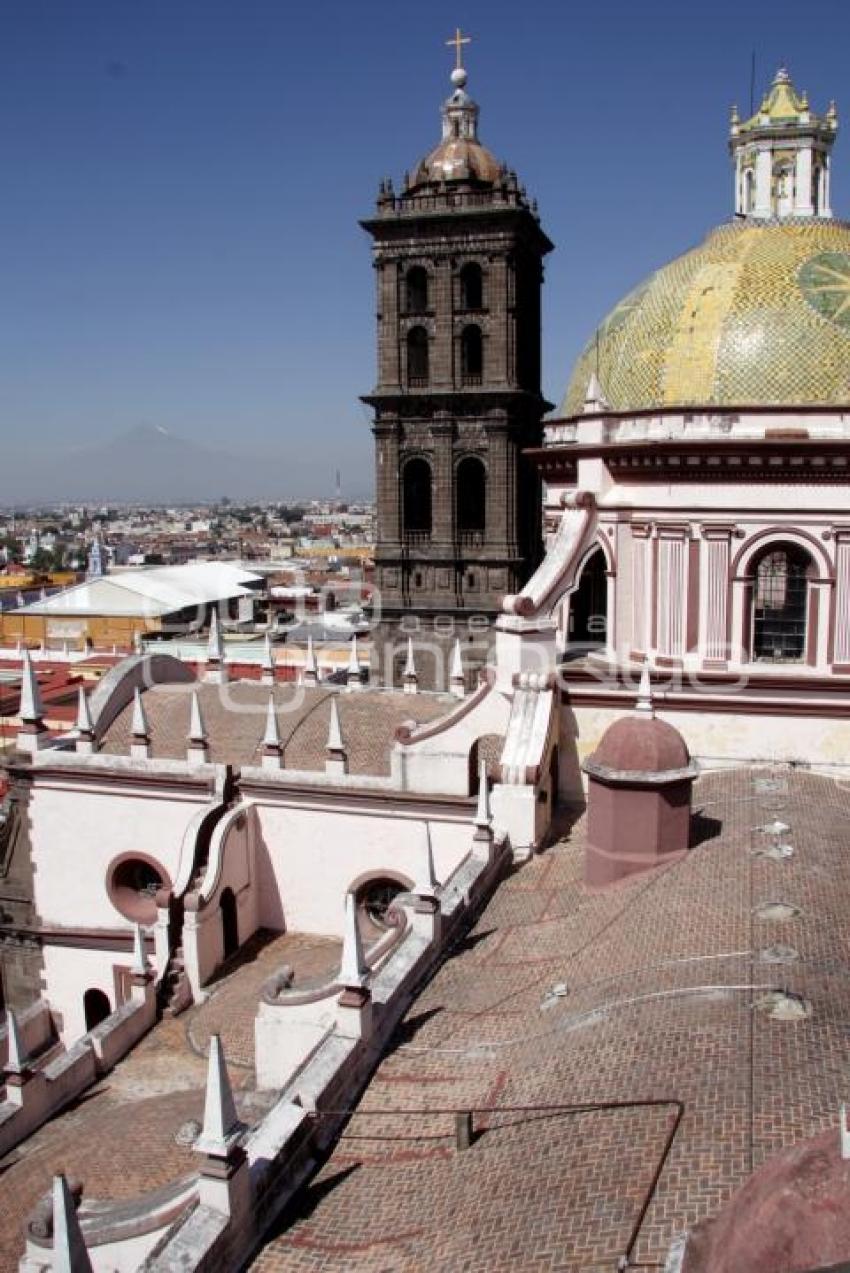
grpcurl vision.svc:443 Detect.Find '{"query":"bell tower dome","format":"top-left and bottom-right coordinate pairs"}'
top-left (361, 36), bottom-right (553, 687)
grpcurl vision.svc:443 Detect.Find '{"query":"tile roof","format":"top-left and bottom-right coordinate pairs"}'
top-left (99, 681), bottom-right (456, 775)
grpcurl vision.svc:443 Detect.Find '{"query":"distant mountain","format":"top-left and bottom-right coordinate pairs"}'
top-left (2, 425), bottom-right (372, 505)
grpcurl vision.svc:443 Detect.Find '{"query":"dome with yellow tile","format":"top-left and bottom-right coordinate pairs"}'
top-left (562, 219), bottom-right (850, 416)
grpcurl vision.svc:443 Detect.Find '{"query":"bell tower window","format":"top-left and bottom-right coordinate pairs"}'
top-left (459, 262), bottom-right (483, 310)
top-left (405, 267), bottom-right (429, 314)
top-left (403, 458), bottom-right (432, 536)
top-left (460, 325), bottom-right (483, 383)
top-left (407, 326), bottom-right (429, 386)
top-left (456, 456), bottom-right (486, 538)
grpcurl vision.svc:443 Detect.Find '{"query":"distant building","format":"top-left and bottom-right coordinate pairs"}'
top-left (0, 562), bottom-right (264, 651)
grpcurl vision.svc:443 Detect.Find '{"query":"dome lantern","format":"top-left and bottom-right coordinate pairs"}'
top-left (407, 29), bottom-right (503, 190)
top-left (730, 67), bottom-right (837, 220)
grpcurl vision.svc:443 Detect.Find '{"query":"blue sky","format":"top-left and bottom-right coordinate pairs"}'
top-left (2, 0), bottom-right (848, 497)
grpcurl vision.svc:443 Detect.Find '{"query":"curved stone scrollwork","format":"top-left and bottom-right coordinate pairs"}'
top-left (501, 490), bottom-right (598, 621)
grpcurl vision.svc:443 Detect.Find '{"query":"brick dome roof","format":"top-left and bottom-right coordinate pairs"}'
top-left (589, 714), bottom-right (691, 776)
top-left (683, 1128), bottom-right (850, 1273)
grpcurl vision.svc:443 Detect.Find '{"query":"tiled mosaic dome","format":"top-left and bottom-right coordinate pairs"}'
top-left (562, 220), bottom-right (850, 415)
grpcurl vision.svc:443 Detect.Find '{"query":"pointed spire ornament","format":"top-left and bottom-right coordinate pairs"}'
top-left (325, 696), bottom-right (348, 776)
top-left (415, 823), bottom-right (439, 897)
top-left (186, 690), bottom-right (209, 764)
top-left (5, 1008), bottom-right (30, 1076)
top-left (16, 648), bottom-right (47, 754)
top-left (130, 687), bottom-right (152, 759)
top-left (402, 637), bottom-right (418, 694)
top-left (189, 690), bottom-right (206, 741)
top-left (474, 758), bottom-right (492, 830)
top-left (204, 610), bottom-right (227, 684)
top-left (51, 1174), bottom-right (92, 1273)
top-left (634, 666), bottom-right (654, 717)
top-left (75, 686), bottom-right (95, 754)
top-left (339, 892), bottom-right (368, 990)
top-left (194, 1035), bottom-right (241, 1159)
top-left (347, 635), bottom-right (363, 691)
top-left (472, 758), bottom-right (496, 858)
top-left (841, 1104), bottom-right (850, 1160)
top-left (261, 633), bottom-right (275, 686)
top-left (302, 635), bottom-right (319, 687)
top-left (19, 648), bottom-right (44, 724)
top-left (130, 923), bottom-right (149, 979)
top-left (449, 639), bottom-right (465, 698)
top-left (131, 686), bottom-right (149, 737)
top-left (584, 371), bottom-right (610, 414)
top-left (261, 693), bottom-right (282, 770)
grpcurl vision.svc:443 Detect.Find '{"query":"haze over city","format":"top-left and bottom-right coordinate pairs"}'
top-left (4, 0), bottom-right (849, 501)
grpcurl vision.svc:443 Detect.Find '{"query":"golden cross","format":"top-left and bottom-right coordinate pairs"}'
top-left (445, 27), bottom-right (471, 70)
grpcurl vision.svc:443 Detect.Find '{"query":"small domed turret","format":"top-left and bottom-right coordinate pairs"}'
top-left (408, 41), bottom-right (504, 190)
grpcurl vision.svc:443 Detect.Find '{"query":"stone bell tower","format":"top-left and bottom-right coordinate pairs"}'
top-left (361, 35), bottom-right (553, 688)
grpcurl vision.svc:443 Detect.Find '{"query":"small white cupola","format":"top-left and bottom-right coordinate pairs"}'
top-left (730, 67), bottom-right (838, 220)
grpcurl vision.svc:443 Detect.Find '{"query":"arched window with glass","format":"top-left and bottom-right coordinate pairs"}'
top-left (750, 543), bottom-right (812, 663)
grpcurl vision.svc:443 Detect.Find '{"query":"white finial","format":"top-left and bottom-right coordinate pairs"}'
top-left (207, 610), bottom-right (224, 662)
top-left (450, 639), bottom-right (465, 697)
top-left (415, 823), bottom-right (439, 896)
top-left (347, 635), bottom-right (362, 690)
top-left (302, 635), bottom-right (318, 686)
top-left (5, 1008), bottom-right (30, 1074)
top-left (262, 694), bottom-right (281, 749)
top-left (188, 690), bottom-right (206, 744)
top-left (194, 1035), bottom-right (240, 1159)
top-left (584, 371), bottom-right (609, 413)
top-left (327, 696), bottom-right (345, 754)
top-left (261, 633), bottom-right (275, 684)
top-left (131, 687), bottom-right (149, 738)
top-left (402, 638), bottom-right (418, 693)
top-left (339, 892), bottom-right (368, 989)
top-left (75, 685), bottom-right (94, 735)
top-left (634, 667), bottom-right (654, 717)
top-left (51, 1174), bottom-right (92, 1273)
top-left (19, 648), bottom-right (44, 724)
top-left (474, 759), bottom-right (492, 830)
top-left (131, 924), bottom-right (148, 977)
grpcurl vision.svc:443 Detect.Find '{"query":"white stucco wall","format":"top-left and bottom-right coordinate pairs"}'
top-left (250, 799), bottom-right (474, 934)
top-left (41, 944), bottom-right (126, 1045)
top-left (398, 685), bottom-right (512, 795)
top-left (28, 780), bottom-right (214, 930)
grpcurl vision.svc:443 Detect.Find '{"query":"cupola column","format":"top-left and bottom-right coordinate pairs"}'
top-left (795, 144), bottom-right (814, 216)
top-left (753, 146), bottom-right (773, 218)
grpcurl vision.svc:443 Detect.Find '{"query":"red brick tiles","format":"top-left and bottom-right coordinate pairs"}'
top-left (254, 768), bottom-right (850, 1271)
